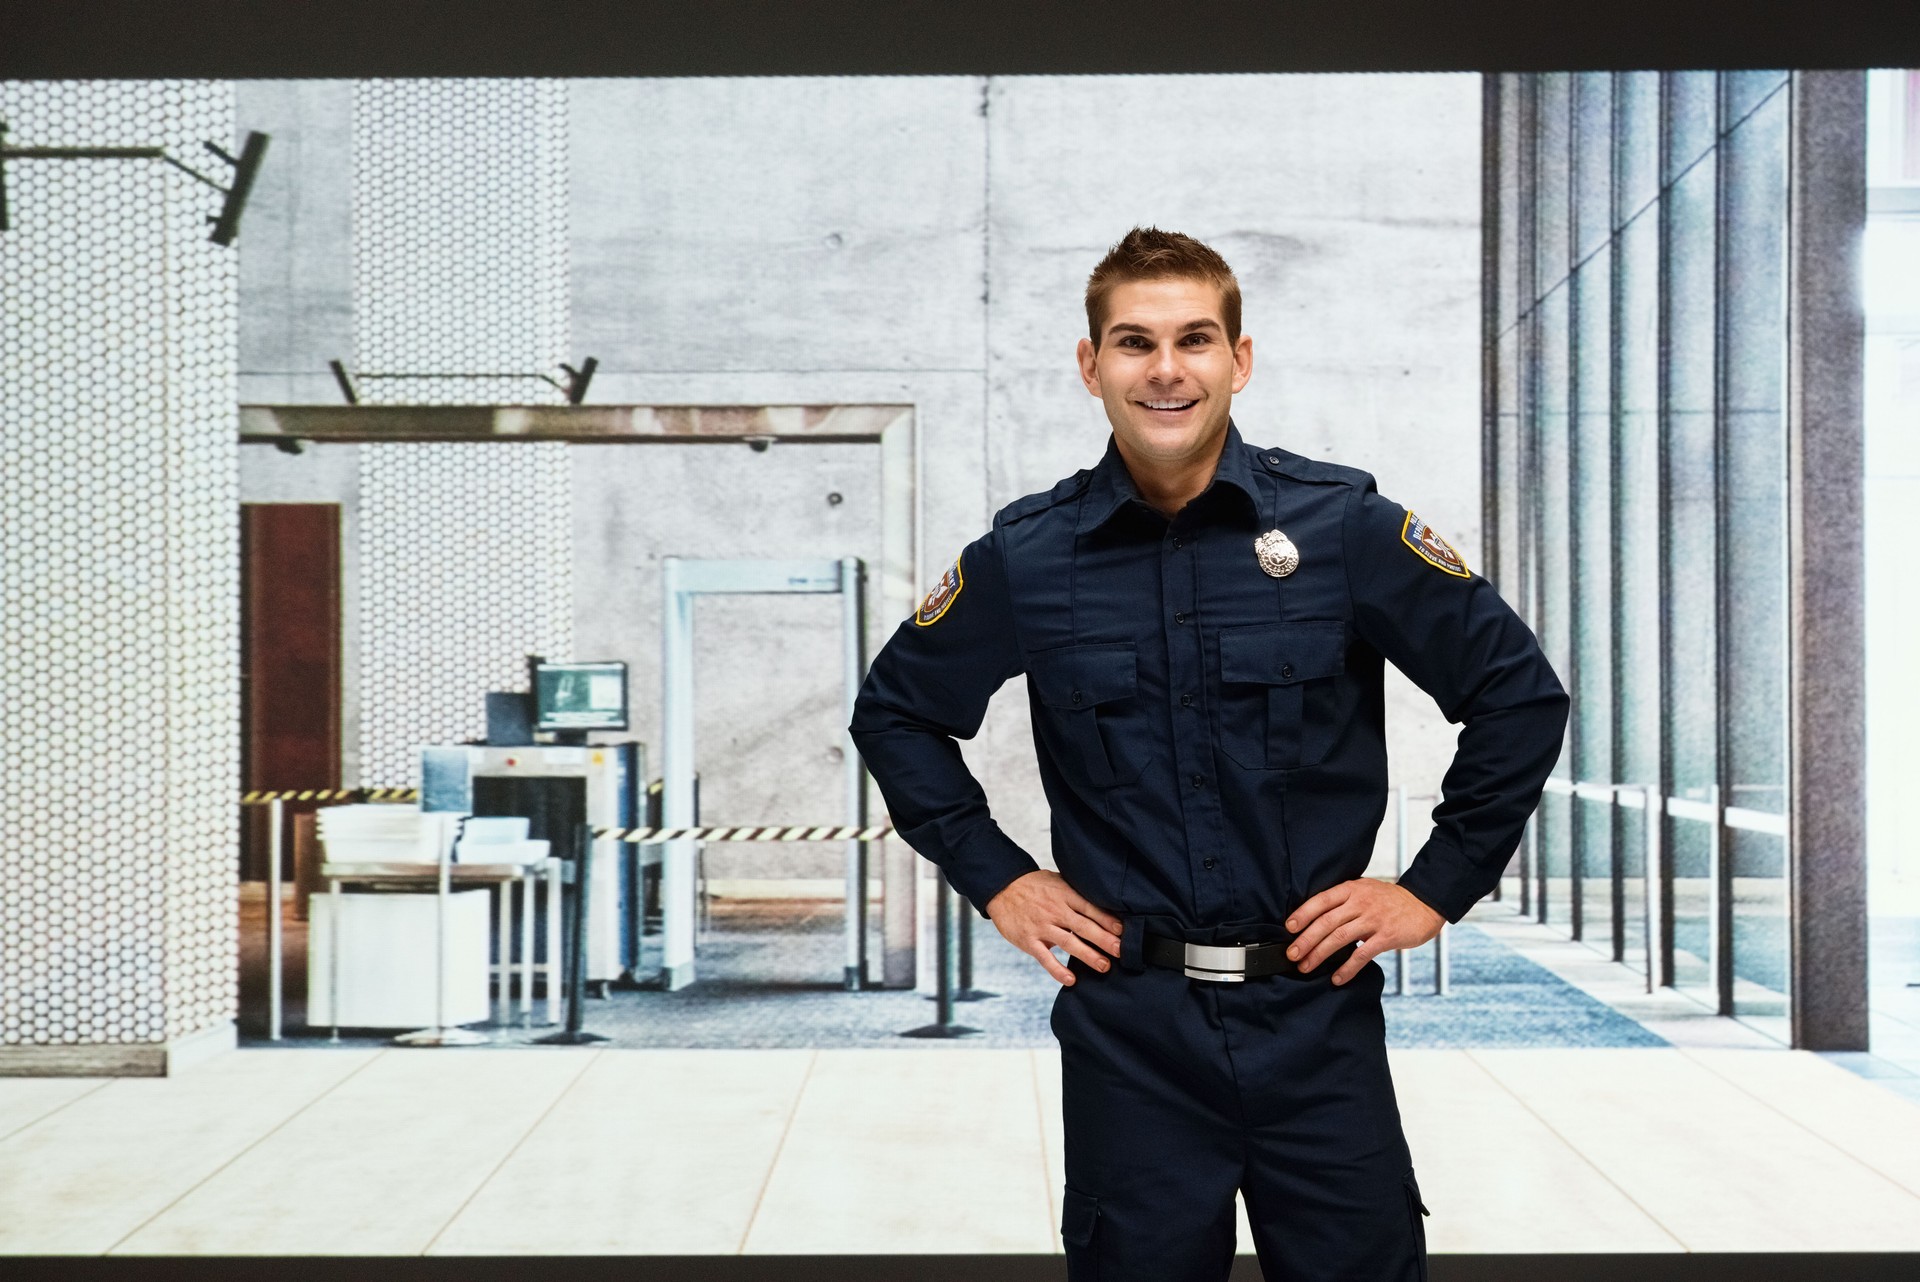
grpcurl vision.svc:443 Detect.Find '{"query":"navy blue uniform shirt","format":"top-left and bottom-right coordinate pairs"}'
top-left (848, 421), bottom-right (1569, 931)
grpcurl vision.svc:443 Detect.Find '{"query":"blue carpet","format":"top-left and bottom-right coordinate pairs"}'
top-left (241, 898), bottom-right (1667, 1050)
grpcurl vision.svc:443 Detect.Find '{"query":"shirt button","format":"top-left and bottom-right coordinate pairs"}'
top-left (1280, 663), bottom-right (1294, 679)
top-left (1180, 693), bottom-right (1194, 707)
top-left (1070, 690), bottom-right (1082, 705)
top-left (1191, 773), bottom-right (1205, 789)
top-left (1203, 858), bottom-right (1217, 870)
top-left (1266, 455), bottom-right (1281, 465)
top-left (1174, 611), bottom-right (1187, 624)
top-left (1172, 536), bottom-right (1184, 549)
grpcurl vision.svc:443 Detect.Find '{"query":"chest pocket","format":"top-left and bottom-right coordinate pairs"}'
top-left (1027, 642), bottom-right (1148, 791)
top-left (1215, 620), bottom-right (1347, 770)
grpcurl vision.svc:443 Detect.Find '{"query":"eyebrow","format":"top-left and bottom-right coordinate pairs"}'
top-left (1106, 319), bottom-right (1223, 338)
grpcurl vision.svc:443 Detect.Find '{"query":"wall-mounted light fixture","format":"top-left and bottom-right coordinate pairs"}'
top-left (0, 122), bottom-right (269, 247)
top-left (326, 356), bottom-right (598, 406)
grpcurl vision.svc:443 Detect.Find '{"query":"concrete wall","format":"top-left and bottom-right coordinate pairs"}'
top-left (236, 73), bottom-right (1482, 881)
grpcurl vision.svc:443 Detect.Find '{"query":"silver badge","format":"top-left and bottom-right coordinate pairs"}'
top-left (1254, 529), bottom-right (1300, 578)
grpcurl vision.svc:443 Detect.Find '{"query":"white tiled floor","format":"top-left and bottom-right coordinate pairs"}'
top-left (2, 1041), bottom-right (1920, 1256)
top-left (7, 903), bottom-right (1920, 1256)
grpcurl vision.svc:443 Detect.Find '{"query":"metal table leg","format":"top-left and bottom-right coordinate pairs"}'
top-left (546, 857), bottom-right (563, 1027)
top-left (328, 876), bottom-right (342, 1043)
top-left (519, 868), bottom-right (535, 1022)
top-left (494, 878), bottom-right (510, 1027)
top-left (268, 797), bottom-right (284, 1041)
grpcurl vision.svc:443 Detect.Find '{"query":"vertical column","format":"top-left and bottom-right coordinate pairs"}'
top-left (350, 80), bottom-right (574, 785)
top-left (1786, 72), bottom-right (1869, 1051)
top-left (0, 81), bottom-right (239, 1074)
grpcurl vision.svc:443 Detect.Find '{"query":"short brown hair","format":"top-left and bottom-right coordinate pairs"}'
top-left (1085, 226), bottom-right (1241, 350)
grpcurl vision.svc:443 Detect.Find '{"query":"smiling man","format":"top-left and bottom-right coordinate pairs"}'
top-left (850, 227), bottom-right (1568, 1281)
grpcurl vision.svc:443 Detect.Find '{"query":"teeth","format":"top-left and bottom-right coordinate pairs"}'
top-left (1145, 400), bottom-right (1195, 410)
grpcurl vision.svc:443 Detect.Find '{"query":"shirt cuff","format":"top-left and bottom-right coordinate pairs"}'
top-left (942, 822), bottom-right (1041, 918)
top-left (1393, 835), bottom-right (1493, 925)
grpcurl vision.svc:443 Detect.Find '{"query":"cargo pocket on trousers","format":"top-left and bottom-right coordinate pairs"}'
top-left (1403, 1170), bottom-right (1431, 1282)
top-left (1061, 1185), bottom-right (1101, 1275)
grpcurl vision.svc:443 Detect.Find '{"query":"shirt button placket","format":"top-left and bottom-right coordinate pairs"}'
top-left (1163, 523), bottom-right (1226, 917)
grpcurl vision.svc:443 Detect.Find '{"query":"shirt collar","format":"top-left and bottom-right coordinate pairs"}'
top-left (1075, 418), bottom-right (1263, 535)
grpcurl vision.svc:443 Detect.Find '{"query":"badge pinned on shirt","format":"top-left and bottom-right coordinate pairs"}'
top-left (915, 555), bottom-right (964, 625)
top-left (1401, 512), bottom-right (1471, 578)
top-left (1254, 529), bottom-right (1300, 578)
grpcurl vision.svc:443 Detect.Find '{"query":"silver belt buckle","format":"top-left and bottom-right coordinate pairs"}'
top-left (1182, 941), bottom-right (1249, 983)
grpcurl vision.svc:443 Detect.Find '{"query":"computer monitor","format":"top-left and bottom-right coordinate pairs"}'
top-left (532, 660), bottom-right (629, 736)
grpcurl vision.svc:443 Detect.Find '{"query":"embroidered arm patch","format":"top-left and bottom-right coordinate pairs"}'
top-left (1400, 512), bottom-right (1471, 578)
top-left (915, 555), bottom-right (965, 625)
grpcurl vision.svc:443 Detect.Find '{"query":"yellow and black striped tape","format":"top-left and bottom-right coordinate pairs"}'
top-left (596, 824), bottom-right (893, 844)
top-left (237, 793), bottom-right (889, 843)
top-left (239, 787), bottom-right (420, 805)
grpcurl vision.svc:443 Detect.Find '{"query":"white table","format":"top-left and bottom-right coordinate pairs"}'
top-left (278, 858), bottom-right (565, 1038)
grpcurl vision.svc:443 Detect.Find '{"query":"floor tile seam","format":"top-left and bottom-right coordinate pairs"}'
top-left (1457, 1046), bottom-right (1692, 1252)
top-left (0, 1078), bottom-right (115, 1148)
top-left (419, 1047), bottom-right (607, 1256)
top-left (1820, 1049), bottom-right (1920, 1081)
top-left (1869, 1004), bottom-right (1920, 1035)
top-left (735, 1047), bottom-right (818, 1255)
top-left (1475, 916), bottom-right (1757, 1044)
top-left (98, 1049), bottom-right (391, 1256)
top-left (1675, 1046), bottom-right (1920, 1206)
top-left (1027, 1047), bottom-right (1061, 1254)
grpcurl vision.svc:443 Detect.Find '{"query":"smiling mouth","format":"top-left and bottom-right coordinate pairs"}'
top-left (1140, 399), bottom-right (1198, 415)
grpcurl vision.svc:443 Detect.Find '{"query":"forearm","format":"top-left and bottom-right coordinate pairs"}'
top-left (1394, 693), bottom-right (1569, 922)
top-left (849, 717), bottom-right (1038, 916)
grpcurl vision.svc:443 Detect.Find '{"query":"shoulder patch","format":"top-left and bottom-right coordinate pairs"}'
top-left (1400, 512), bottom-right (1471, 578)
top-left (995, 470), bottom-right (1092, 528)
top-left (914, 555), bottom-right (965, 625)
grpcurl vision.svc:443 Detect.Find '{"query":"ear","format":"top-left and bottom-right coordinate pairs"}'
top-left (1230, 333), bottom-right (1253, 394)
top-left (1076, 336), bottom-right (1102, 397)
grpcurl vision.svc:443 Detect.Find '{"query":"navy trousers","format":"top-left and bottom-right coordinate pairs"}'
top-left (1051, 924), bottom-right (1430, 1282)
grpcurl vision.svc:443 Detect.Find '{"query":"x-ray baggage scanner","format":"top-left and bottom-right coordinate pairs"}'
top-left (467, 742), bottom-right (640, 983)
top-left (658, 556), bottom-right (872, 991)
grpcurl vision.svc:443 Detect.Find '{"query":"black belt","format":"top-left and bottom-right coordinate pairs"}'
top-left (1141, 930), bottom-right (1354, 983)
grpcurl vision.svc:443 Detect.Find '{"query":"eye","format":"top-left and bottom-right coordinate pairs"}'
top-left (1182, 332), bottom-right (1212, 345)
top-left (1118, 335), bottom-right (1148, 348)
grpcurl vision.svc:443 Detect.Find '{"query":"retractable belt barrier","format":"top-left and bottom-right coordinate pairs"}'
top-left (240, 787), bottom-right (419, 804)
top-left (238, 792), bottom-right (892, 847)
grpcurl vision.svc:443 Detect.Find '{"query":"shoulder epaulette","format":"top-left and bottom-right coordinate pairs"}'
top-left (994, 469), bottom-right (1093, 528)
top-left (1251, 444), bottom-right (1373, 490)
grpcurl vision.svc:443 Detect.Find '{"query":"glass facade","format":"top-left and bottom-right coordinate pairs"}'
top-left (1487, 72), bottom-right (1798, 1038)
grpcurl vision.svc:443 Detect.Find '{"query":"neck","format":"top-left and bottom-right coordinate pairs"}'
top-left (1113, 428), bottom-right (1228, 520)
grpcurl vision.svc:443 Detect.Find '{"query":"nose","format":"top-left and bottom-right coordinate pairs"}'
top-left (1147, 340), bottom-right (1183, 384)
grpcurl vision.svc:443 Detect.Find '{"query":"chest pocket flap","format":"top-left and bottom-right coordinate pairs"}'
top-left (1218, 620), bottom-right (1347, 685)
top-left (1026, 643), bottom-right (1143, 789)
top-left (1029, 643), bottom-right (1138, 708)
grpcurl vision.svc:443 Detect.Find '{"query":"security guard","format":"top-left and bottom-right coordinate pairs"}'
top-left (849, 227), bottom-right (1568, 1281)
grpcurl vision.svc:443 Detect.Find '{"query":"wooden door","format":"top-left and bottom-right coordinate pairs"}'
top-left (240, 503), bottom-right (342, 879)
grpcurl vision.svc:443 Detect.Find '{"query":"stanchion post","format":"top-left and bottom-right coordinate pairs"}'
top-left (395, 812), bottom-right (488, 1047)
top-left (902, 872), bottom-right (979, 1038)
top-left (1393, 785), bottom-right (1408, 997)
top-left (536, 821), bottom-right (610, 1045)
top-left (267, 796), bottom-right (284, 1042)
top-left (951, 885), bottom-right (997, 1003)
top-left (1643, 783), bottom-right (1661, 994)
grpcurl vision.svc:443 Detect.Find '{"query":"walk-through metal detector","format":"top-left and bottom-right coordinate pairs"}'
top-left (658, 556), bottom-right (870, 991)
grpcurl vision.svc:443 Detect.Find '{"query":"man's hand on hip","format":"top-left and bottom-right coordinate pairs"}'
top-left (985, 869), bottom-right (1124, 985)
top-left (1285, 880), bottom-right (1445, 986)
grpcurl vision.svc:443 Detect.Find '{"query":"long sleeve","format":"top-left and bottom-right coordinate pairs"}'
top-left (849, 525), bottom-right (1037, 916)
top-left (1342, 484), bottom-right (1570, 924)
